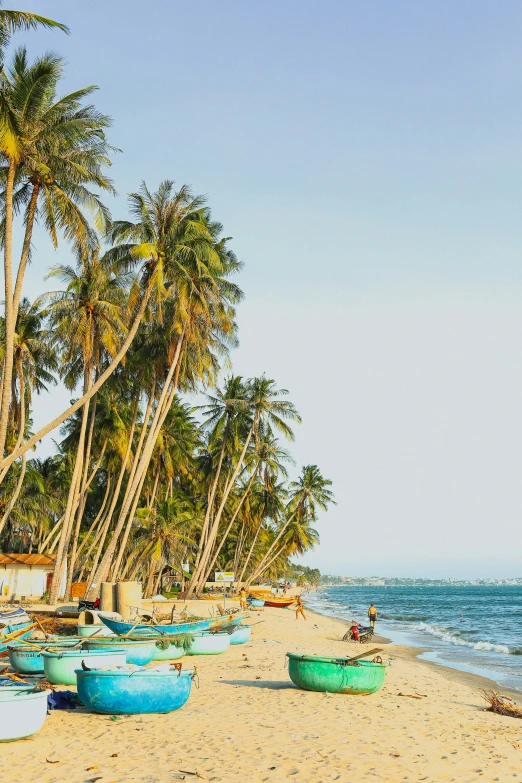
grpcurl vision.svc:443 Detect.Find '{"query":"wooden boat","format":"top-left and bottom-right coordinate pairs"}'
top-left (0, 608), bottom-right (36, 653)
top-left (8, 638), bottom-right (78, 674)
top-left (83, 637), bottom-right (155, 665)
top-left (229, 625), bottom-right (252, 645)
top-left (286, 653), bottom-right (386, 695)
top-left (0, 686), bottom-right (51, 741)
top-left (186, 631), bottom-right (231, 656)
top-left (42, 648), bottom-right (127, 685)
top-left (76, 665), bottom-right (194, 714)
top-left (263, 598), bottom-right (295, 608)
top-left (100, 612), bottom-right (246, 637)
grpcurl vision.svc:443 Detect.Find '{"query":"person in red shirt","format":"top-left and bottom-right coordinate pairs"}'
top-left (350, 620), bottom-right (359, 641)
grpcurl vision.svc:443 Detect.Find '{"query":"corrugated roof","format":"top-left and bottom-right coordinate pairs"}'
top-left (0, 553), bottom-right (56, 566)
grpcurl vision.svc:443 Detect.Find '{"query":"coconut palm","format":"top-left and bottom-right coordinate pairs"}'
top-left (0, 4), bottom-right (68, 61)
top-left (0, 47), bottom-right (115, 463)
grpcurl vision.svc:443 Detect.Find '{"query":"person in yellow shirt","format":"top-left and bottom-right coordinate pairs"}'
top-left (367, 603), bottom-right (377, 628)
top-left (295, 595), bottom-right (306, 621)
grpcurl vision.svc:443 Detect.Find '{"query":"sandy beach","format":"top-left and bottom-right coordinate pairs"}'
top-left (3, 600), bottom-right (522, 783)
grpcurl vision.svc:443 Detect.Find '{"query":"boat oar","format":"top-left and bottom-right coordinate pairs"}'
top-left (344, 647), bottom-right (382, 663)
top-left (34, 616), bottom-right (50, 639)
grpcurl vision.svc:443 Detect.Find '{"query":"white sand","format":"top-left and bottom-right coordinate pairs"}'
top-left (3, 600), bottom-right (522, 782)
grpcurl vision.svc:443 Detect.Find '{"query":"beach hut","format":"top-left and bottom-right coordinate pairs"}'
top-left (0, 553), bottom-right (67, 601)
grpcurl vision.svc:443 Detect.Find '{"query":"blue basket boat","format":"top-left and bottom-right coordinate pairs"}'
top-left (8, 638), bottom-right (78, 674)
top-left (76, 665), bottom-right (194, 714)
top-left (83, 637), bottom-right (155, 665)
top-left (230, 625), bottom-right (252, 645)
top-left (42, 648), bottom-right (127, 685)
top-left (187, 631), bottom-right (231, 655)
top-left (247, 598), bottom-right (265, 607)
top-left (0, 608), bottom-right (35, 653)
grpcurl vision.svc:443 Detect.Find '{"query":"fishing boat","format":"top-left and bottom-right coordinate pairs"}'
top-left (186, 631), bottom-right (231, 655)
top-left (83, 637), bottom-right (156, 665)
top-left (229, 625), bottom-right (252, 645)
top-left (8, 638), bottom-right (79, 674)
top-left (247, 597), bottom-right (265, 607)
top-left (42, 648), bottom-right (128, 685)
top-left (76, 664), bottom-right (194, 714)
top-left (99, 611), bottom-right (246, 637)
top-left (0, 608), bottom-right (36, 653)
top-left (0, 685), bottom-right (51, 741)
top-left (263, 598), bottom-right (295, 608)
top-left (286, 652), bottom-right (386, 695)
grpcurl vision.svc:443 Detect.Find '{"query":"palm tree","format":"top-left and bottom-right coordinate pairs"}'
top-left (42, 249), bottom-right (127, 602)
top-left (245, 464), bottom-right (334, 587)
top-left (0, 4), bottom-right (68, 62)
top-left (0, 46), bottom-right (115, 463)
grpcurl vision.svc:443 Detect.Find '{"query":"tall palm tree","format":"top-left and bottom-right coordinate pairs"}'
top-left (42, 249), bottom-right (127, 602)
top-left (0, 46), bottom-right (115, 463)
top-left (0, 4), bottom-right (68, 62)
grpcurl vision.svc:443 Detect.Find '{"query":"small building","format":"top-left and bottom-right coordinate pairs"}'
top-left (0, 554), bottom-right (67, 601)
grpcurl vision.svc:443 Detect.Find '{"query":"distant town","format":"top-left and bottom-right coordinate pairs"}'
top-left (320, 575), bottom-right (522, 586)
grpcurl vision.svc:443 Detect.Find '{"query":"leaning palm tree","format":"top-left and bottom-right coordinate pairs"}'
top-left (42, 248), bottom-right (127, 603)
top-left (0, 46), bottom-right (115, 463)
top-left (0, 3), bottom-right (68, 63)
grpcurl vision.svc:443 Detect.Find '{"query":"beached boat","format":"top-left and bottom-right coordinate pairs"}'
top-left (186, 631), bottom-right (231, 655)
top-left (248, 598), bottom-right (265, 607)
top-left (77, 623), bottom-right (115, 637)
top-left (84, 637), bottom-right (155, 665)
top-left (286, 653), bottom-right (386, 695)
top-left (76, 665), bottom-right (194, 714)
top-left (263, 598), bottom-right (295, 608)
top-left (42, 648), bottom-right (127, 685)
top-left (8, 638), bottom-right (78, 674)
top-left (100, 612), bottom-right (246, 637)
top-left (0, 685), bottom-right (51, 741)
top-left (0, 608), bottom-right (36, 653)
top-left (229, 625), bottom-right (252, 644)
top-left (131, 636), bottom-right (186, 661)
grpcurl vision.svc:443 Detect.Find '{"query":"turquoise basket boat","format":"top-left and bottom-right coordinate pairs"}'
top-left (230, 625), bottom-right (252, 645)
top-left (286, 653), bottom-right (386, 695)
top-left (0, 687), bottom-right (51, 741)
top-left (248, 598), bottom-right (264, 607)
top-left (83, 637), bottom-right (155, 666)
top-left (76, 666), bottom-right (194, 714)
top-left (42, 648), bottom-right (127, 685)
top-left (8, 639), bottom-right (78, 674)
top-left (100, 613), bottom-right (245, 637)
top-left (145, 638), bottom-right (185, 661)
top-left (187, 631), bottom-right (231, 655)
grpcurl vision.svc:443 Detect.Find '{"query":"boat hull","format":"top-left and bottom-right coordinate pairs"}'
top-left (187, 632), bottom-right (231, 655)
top-left (263, 599), bottom-right (294, 608)
top-left (286, 654), bottom-right (386, 695)
top-left (77, 624), bottom-right (115, 637)
top-left (100, 613), bottom-right (245, 637)
top-left (8, 639), bottom-right (78, 674)
top-left (230, 625), bottom-right (252, 645)
top-left (76, 667), bottom-right (193, 714)
top-left (42, 648), bottom-right (127, 685)
top-left (248, 599), bottom-right (265, 607)
top-left (0, 687), bottom-right (51, 741)
top-left (84, 638), bottom-right (155, 665)
top-left (0, 622), bottom-right (36, 653)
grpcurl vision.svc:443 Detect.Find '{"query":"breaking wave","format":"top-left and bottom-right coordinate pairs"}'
top-left (417, 622), bottom-right (513, 655)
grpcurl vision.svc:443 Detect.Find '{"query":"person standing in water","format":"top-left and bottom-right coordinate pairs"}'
top-left (368, 602), bottom-right (377, 628)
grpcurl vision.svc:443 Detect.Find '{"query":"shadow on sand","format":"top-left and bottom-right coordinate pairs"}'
top-left (218, 679), bottom-right (297, 690)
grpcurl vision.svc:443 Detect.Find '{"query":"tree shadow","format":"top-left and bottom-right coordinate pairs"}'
top-left (217, 679), bottom-right (297, 690)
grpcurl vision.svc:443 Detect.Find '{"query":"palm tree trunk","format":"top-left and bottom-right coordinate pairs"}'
top-left (75, 474), bottom-right (112, 562)
top-left (12, 182), bottom-right (40, 322)
top-left (197, 468), bottom-right (258, 592)
top-left (0, 162), bottom-right (17, 460)
top-left (186, 418), bottom-right (257, 597)
top-left (193, 431), bottom-right (228, 572)
top-left (245, 512), bottom-right (297, 587)
top-left (48, 364), bottom-right (93, 604)
top-left (86, 333), bottom-right (185, 598)
top-left (0, 275), bottom-right (155, 475)
top-left (238, 521), bottom-right (263, 586)
top-left (0, 357), bottom-right (26, 536)
top-left (42, 516), bottom-right (64, 554)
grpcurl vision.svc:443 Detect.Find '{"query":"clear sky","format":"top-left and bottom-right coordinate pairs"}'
top-left (12, 1), bottom-right (522, 578)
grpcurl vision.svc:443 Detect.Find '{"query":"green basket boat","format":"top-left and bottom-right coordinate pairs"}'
top-left (286, 653), bottom-right (386, 695)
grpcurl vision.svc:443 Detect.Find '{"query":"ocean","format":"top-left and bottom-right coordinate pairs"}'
top-left (305, 584), bottom-right (522, 692)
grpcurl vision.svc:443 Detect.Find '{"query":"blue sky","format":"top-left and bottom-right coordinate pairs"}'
top-left (12, 1), bottom-right (522, 577)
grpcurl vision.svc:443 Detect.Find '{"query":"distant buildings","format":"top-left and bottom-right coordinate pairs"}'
top-left (320, 574), bottom-right (522, 586)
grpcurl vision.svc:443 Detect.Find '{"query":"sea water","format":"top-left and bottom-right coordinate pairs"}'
top-left (305, 585), bottom-right (522, 692)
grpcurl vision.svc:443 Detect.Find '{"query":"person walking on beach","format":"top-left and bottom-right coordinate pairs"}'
top-left (239, 588), bottom-right (248, 610)
top-left (367, 602), bottom-right (377, 628)
top-left (295, 595), bottom-right (306, 621)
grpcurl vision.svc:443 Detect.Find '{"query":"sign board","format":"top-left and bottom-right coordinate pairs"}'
top-left (215, 571), bottom-right (234, 583)
top-left (182, 563), bottom-right (190, 573)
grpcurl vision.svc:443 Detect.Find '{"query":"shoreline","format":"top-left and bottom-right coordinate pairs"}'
top-left (4, 598), bottom-right (522, 782)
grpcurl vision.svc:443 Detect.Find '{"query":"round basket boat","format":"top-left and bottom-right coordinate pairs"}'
top-left (76, 666), bottom-right (194, 714)
top-left (77, 624), bottom-right (115, 638)
top-left (229, 625), bottom-right (252, 645)
top-left (286, 653), bottom-right (386, 695)
top-left (42, 648), bottom-right (127, 685)
top-left (146, 638), bottom-right (185, 661)
top-left (0, 687), bottom-right (51, 741)
top-left (83, 637), bottom-right (155, 666)
top-left (186, 631), bottom-right (231, 656)
top-left (8, 638), bottom-right (78, 674)
top-left (248, 598), bottom-right (265, 607)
